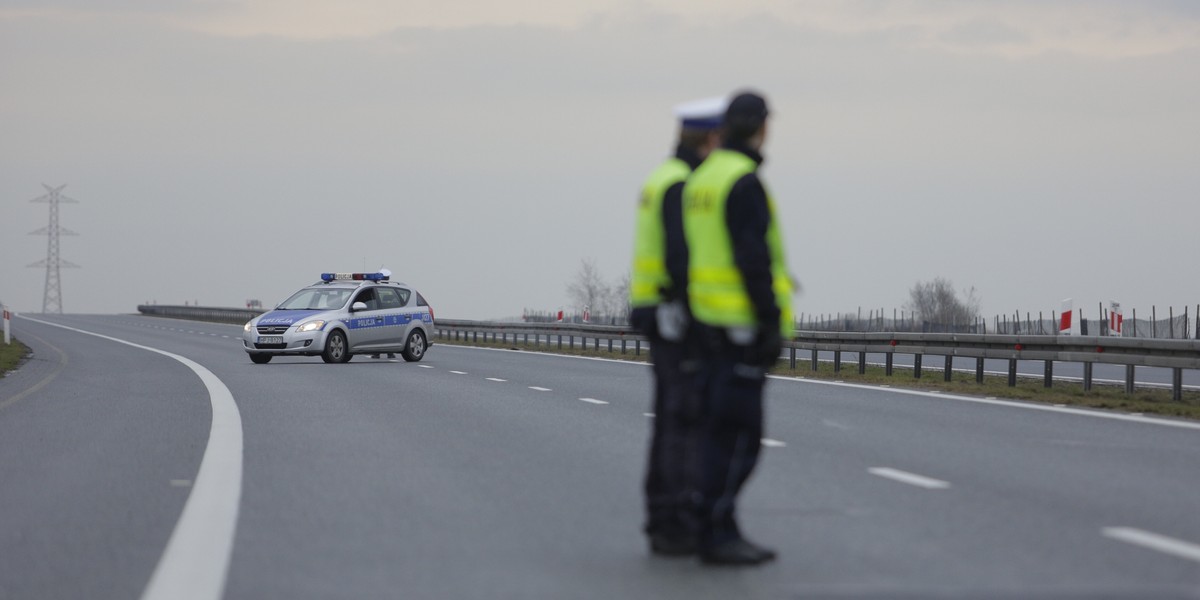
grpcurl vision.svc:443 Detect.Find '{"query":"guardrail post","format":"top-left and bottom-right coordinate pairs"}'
top-left (975, 358), bottom-right (984, 383)
top-left (608, 338), bottom-right (613, 352)
top-left (1125, 365), bottom-right (1135, 394)
top-left (833, 351), bottom-right (842, 373)
top-left (886, 352), bottom-right (893, 376)
top-left (1043, 360), bottom-right (1053, 388)
top-left (1083, 362), bottom-right (1093, 391)
top-left (569, 335), bottom-right (574, 350)
top-left (621, 338), bottom-right (627, 354)
top-left (1007, 359), bottom-right (1017, 387)
top-left (1173, 368), bottom-right (1183, 402)
top-left (914, 354), bottom-right (922, 379)
top-left (636, 340), bottom-right (641, 356)
top-left (858, 352), bottom-right (867, 375)
top-left (789, 346), bottom-right (796, 370)
top-left (944, 356), bottom-right (953, 382)
top-left (473, 331), bottom-right (478, 343)
top-left (810, 349), bottom-right (818, 372)
top-left (557, 335), bottom-right (562, 350)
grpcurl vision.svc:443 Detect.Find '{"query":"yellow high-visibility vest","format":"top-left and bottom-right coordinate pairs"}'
top-left (630, 158), bottom-right (691, 308)
top-left (682, 149), bottom-right (794, 336)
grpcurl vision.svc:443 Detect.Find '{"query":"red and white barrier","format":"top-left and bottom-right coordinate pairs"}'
top-left (1109, 301), bottom-right (1123, 336)
top-left (1059, 298), bottom-right (1074, 336)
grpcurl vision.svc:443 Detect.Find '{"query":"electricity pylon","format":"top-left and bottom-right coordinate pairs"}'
top-left (27, 184), bottom-right (80, 314)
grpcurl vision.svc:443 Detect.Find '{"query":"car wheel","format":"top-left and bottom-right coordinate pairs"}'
top-left (401, 330), bottom-right (427, 362)
top-left (249, 353), bottom-right (272, 364)
top-left (322, 330), bottom-right (352, 363)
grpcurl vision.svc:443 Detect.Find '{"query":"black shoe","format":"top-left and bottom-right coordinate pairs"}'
top-left (649, 534), bottom-right (698, 557)
top-left (699, 538), bottom-right (777, 566)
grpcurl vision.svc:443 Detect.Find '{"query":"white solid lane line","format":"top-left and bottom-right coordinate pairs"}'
top-left (529, 386), bottom-right (551, 391)
top-left (868, 467), bottom-right (951, 490)
top-left (1103, 527), bottom-right (1200, 564)
top-left (22, 317), bottom-right (243, 600)
top-left (580, 398), bottom-right (609, 405)
top-left (761, 438), bottom-right (787, 448)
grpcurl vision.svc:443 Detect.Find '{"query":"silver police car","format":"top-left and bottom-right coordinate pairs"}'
top-left (242, 271), bottom-right (434, 364)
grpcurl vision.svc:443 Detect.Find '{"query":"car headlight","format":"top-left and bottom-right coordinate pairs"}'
top-left (296, 320), bottom-right (325, 333)
top-left (244, 321), bottom-right (254, 332)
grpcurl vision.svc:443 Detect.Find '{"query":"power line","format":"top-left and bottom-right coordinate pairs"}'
top-left (27, 184), bottom-right (80, 314)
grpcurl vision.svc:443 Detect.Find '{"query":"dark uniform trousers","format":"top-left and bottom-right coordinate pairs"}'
top-left (643, 332), bottom-right (704, 539)
top-left (692, 324), bottom-right (766, 547)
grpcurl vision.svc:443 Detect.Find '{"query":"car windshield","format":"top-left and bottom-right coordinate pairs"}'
top-left (276, 288), bottom-right (353, 310)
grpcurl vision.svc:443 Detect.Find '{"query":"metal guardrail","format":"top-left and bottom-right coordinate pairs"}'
top-left (137, 305), bottom-right (264, 324)
top-left (134, 306), bottom-right (1200, 401)
top-left (434, 319), bottom-right (1200, 402)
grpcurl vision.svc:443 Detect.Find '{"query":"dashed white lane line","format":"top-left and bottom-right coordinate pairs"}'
top-left (761, 438), bottom-right (787, 448)
top-left (418, 365), bottom-right (434, 369)
top-left (486, 377), bottom-right (507, 382)
top-left (868, 467), bottom-right (951, 490)
top-left (529, 386), bottom-right (551, 392)
top-left (1103, 527), bottom-right (1200, 564)
top-left (644, 413), bottom-right (655, 417)
top-left (450, 371), bottom-right (467, 375)
top-left (580, 398), bottom-right (609, 405)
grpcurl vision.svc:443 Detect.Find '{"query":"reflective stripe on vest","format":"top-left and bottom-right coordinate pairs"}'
top-left (682, 149), bottom-right (794, 336)
top-left (630, 158), bottom-right (691, 308)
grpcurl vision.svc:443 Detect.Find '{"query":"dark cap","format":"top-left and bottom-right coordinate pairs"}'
top-left (724, 90), bottom-right (769, 140)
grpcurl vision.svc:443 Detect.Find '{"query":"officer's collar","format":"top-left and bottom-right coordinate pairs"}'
top-left (722, 141), bottom-right (765, 166)
top-left (674, 144), bottom-right (705, 170)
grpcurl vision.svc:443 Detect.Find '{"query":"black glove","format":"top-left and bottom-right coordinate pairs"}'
top-left (750, 328), bottom-right (783, 368)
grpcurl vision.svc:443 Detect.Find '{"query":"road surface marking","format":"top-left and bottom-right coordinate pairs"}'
top-left (21, 317), bottom-right (243, 600)
top-left (761, 438), bottom-right (787, 448)
top-left (773, 377), bottom-right (1200, 432)
top-left (868, 467), bottom-right (950, 490)
top-left (450, 370), bottom-right (467, 375)
top-left (1103, 527), bottom-right (1200, 564)
top-left (418, 365), bottom-right (434, 369)
top-left (529, 386), bottom-right (551, 391)
top-left (580, 398), bottom-right (609, 405)
top-left (644, 412), bottom-right (655, 417)
top-left (486, 377), bottom-right (507, 382)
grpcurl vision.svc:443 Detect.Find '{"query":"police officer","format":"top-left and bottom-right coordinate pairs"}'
top-left (683, 90), bottom-right (794, 566)
top-left (630, 96), bottom-right (726, 556)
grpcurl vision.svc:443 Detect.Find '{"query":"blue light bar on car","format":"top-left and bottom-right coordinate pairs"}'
top-left (320, 271), bottom-right (390, 282)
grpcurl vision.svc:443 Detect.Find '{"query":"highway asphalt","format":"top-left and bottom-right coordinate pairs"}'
top-left (2, 314), bottom-right (1200, 599)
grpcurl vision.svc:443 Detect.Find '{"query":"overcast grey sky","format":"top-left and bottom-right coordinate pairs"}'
top-left (2, 1), bottom-right (1198, 322)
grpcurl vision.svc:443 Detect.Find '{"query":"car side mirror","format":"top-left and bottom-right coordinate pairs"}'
top-left (351, 301), bottom-right (368, 312)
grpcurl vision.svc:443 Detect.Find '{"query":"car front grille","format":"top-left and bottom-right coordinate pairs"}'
top-left (257, 325), bottom-right (289, 335)
top-left (254, 343), bottom-right (287, 350)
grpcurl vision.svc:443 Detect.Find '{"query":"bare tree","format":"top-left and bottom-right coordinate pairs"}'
top-left (905, 278), bottom-right (981, 329)
top-left (567, 258), bottom-right (607, 316)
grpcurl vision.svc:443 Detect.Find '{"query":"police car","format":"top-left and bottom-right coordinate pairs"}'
top-left (242, 270), bottom-right (434, 364)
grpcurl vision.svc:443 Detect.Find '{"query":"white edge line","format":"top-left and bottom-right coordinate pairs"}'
top-left (22, 316), bottom-right (243, 600)
top-left (771, 375), bottom-right (1200, 432)
top-left (1103, 527), bottom-right (1200, 564)
top-left (868, 467), bottom-right (950, 490)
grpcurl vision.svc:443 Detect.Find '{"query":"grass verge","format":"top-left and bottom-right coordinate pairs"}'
top-left (0, 338), bottom-right (31, 379)
top-left (435, 337), bottom-right (1200, 421)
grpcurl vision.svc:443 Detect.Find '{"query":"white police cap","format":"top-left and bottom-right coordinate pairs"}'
top-left (673, 96), bottom-right (727, 130)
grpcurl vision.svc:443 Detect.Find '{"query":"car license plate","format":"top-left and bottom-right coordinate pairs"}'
top-left (258, 336), bottom-right (284, 344)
